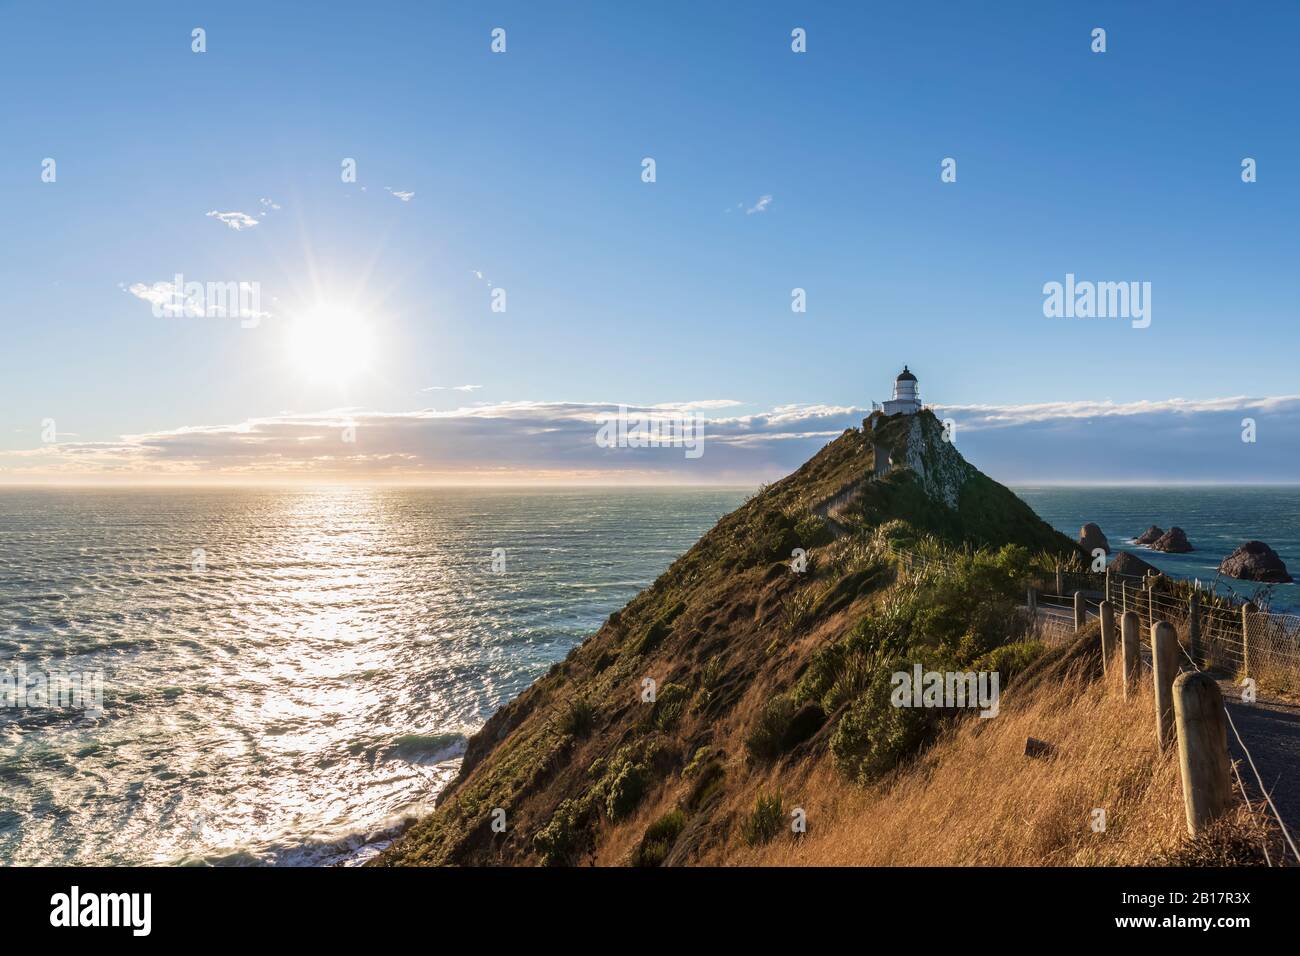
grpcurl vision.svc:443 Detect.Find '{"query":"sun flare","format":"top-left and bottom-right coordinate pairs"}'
top-left (287, 308), bottom-right (376, 384)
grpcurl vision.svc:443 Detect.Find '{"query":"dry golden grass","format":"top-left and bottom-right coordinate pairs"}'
top-left (721, 662), bottom-right (1267, 866)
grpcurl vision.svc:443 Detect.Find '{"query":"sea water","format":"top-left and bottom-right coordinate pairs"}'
top-left (3, 483), bottom-right (1294, 865)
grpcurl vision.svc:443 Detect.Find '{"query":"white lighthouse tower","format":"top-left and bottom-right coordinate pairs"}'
top-left (881, 366), bottom-right (922, 416)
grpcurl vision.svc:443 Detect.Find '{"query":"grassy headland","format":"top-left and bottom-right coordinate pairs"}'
top-left (377, 411), bottom-right (1270, 866)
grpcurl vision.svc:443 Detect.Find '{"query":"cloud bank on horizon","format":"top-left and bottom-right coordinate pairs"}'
top-left (5, 394), bottom-right (1297, 485)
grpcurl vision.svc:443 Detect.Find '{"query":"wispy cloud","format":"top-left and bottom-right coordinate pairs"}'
top-left (122, 280), bottom-right (179, 309)
top-left (0, 400), bottom-right (839, 483)
top-left (745, 194), bottom-right (773, 214)
top-left (421, 384), bottom-right (483, 393)
top-left (933, 395), bottom-right (1300, 431)
top-left (385, 187), bottom-right (415, 202)
top-left (119, 279), bottom-right (271, 325)
top-left (205, 210), bottom-right (260, 231)
top-left (6, 395), bottom-right (1299, 484)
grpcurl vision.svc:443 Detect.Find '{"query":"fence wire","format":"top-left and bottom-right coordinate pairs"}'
top-left (883, 544), bottom-right (1300, 859)
top-left (1104, 576), bottom-right (1300, 696)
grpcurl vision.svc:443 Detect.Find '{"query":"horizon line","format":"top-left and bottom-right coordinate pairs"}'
top-left (2, 479), bottom-right (1300, 491)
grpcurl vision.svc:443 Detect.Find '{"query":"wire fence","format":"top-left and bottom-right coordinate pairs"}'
top-left (882, 543), bottom-right (1300, 857)
top-left (1105, 576), bottom-right (1300, 697)
top-left (887, 544), bottom-right (1300, 692)
top-left (883, 543), bottom-right (1300, 861)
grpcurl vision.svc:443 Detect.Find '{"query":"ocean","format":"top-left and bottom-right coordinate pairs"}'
top-left (2, 484), bottom-right (1296, 866)
top-left (0, 487), bottom-right (747, 866)
top-left (1014, 486), bottom-right (1300, 612)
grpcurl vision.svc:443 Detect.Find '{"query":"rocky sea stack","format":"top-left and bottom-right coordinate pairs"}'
top-left (1218, 541), bottom-right (1293, 583)
top-left (1109, 551), bottom-right (1160, 578)
top-left (1134, 526), bottom-right (1164, 546)
top-left (1150, 527), bottom-right (1193, 553)
top-left (1078, 523), bottom-right (1110, 554)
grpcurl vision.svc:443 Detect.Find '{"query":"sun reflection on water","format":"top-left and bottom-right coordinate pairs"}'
top-left (0, 485), bottom-right (747, 865)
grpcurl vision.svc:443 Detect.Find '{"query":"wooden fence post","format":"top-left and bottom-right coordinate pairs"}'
top-left (1055, 562), bottom-right (1063, 598)
top-left (1121, 610), bottom-right (1140, 699)
top-left (1099, 600), bottom-right (1115, 674)
top-left (1152, 621), bottom-right (1180, 749)
top-left (1188, 591), bottom-right (1201, 667)
top-left (1027, 586), bottom-right (1037, 614)
top-left (1241, 602), bottom-right (1256, 681)
top-left (1174, 671), bottom-right (1231, 836)
top-left (1073, 591), bottom-right (1085, 633)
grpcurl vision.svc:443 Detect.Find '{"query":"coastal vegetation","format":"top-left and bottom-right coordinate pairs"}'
top-left (377, 411), bottom-right (1271, 867)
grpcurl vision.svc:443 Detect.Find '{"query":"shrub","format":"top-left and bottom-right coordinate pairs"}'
top-left (794, 513), bottom-right (834, 549)
top-left (634, 809), bottom-right (687, 866)
top-left (558, 698), bottom-right (595, 738)
top-left (823, 654), bottom-right (874, 712)
top-left (741, 791), bottom-right (785, 846)
top-left (781, 587), bottom-right (821, 637)
top-left (745, 696), bottom-right (797, 762)
top-left (652, 683), bottom-right (689, 731)
top-left (604, 760), bottom-right (647, 821)
top-left (793, 642), bottom-right (849, 707)
top-left (682, 746), bottom-right (715, 778)
top-left (740, 510), bottom-right (799, 567)
top-left (633, 601), bottom-right (686, 655)
top-left (829, 660), bottom-right (942, 783)
top-left (793, 595), bottom-right (917, 710)
top-left (685, 759), bottom-right (725, 810)
top-left (533, 797), bottom-right (590, 866)
top-left (976, 641), bottom-right (1046, 684)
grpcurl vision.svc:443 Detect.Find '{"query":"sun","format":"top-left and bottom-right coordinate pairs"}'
top-left (287, 307), bottom-right (376, 384)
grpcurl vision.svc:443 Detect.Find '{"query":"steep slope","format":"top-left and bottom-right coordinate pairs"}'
top-left (841, 410), bottom-right (1082, 552)
top-left (377, 410), bottom-right (1083, 866)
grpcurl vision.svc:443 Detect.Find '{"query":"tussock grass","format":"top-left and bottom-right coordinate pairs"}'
top-left (733, 663), bottom-right (1272, 866)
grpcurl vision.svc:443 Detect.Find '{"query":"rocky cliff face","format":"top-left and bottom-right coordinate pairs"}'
top-left (858, 410), bottom-right (1079, 555)
top-left (893, 412), bottom-right (974, 510)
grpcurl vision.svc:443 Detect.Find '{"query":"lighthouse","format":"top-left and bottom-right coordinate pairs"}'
top-left (881, 366), bottom-right (922, 416)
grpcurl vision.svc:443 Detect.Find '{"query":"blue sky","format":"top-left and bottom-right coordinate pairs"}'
top-left (2, 1), bottom-right (1297, 483)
